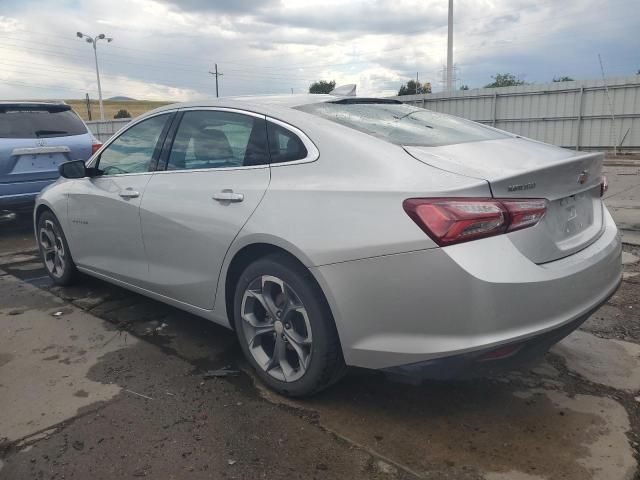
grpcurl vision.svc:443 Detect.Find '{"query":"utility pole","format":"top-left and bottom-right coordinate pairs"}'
top-left (85, 93), bottom-right (92, 121)
top-left (446, 0), bottom-right (454, 93)
top-left (209, 63), bottom-right (223, 98)
top-left (416, 72), bottom-right (419, 94)
top-left (77, 32), bottom-right (113, 121)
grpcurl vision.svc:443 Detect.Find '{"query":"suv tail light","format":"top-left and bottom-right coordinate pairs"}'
top-left (91, 141), bottom-right (103, 155)
top-left (403, 198), bottom-right (547, 246)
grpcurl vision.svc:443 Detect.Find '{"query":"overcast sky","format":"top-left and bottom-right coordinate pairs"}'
top-left (0, 0), bottom-right (638, 100)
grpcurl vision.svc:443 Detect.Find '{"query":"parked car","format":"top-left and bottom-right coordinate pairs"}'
top-left (0, 102), bottom-right (100, 222)
top-left (34, 95), bottom-right (621, 396)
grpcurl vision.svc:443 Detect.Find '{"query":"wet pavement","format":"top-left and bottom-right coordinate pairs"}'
top-left (1, 217), bottom-right (640, 479)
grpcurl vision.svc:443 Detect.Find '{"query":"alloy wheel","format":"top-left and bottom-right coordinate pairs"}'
top-left (39, 219), bottom-right (66, 279)
top-left (241, 275), bottom-right (313, 382)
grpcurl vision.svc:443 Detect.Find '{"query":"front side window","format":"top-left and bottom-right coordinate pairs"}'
top-left (97, 114), bottom-right (169, 176)
top-left (167, 110), bottom-right (268, 170)
top-left (267, 122), bottom-right (308, 163)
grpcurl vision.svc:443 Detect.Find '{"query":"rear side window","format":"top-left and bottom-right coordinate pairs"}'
top-left (0, 106), bottom-right (87, 139)
top-left (267, 122), bottom-right (307, 163)
top-left (296, 102), bottom-right (509, 147)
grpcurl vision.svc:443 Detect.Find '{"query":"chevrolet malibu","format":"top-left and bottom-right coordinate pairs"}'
top-left (34, 94), bottom-right (622, 397)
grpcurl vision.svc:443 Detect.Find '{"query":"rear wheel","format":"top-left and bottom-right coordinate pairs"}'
top-left (233, 254), bottom-right (346, 397)
top-left (37, 211), bottom-right (77, 286)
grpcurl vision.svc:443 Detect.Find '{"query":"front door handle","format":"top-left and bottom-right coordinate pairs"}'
top-left (119, 189), bottom-right (140, 199)
top-left (212, 190), bottom-right (244, 203)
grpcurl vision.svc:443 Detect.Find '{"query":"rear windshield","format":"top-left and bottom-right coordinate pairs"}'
top-left (296, 102), bottom-right (509, 147)
top-left (0, 107), bottom-right (87, 139)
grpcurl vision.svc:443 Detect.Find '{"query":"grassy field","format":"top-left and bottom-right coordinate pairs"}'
top-left (65, 99), bottom-right (172, 121)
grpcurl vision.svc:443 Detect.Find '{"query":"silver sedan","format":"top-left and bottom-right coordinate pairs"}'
top-left (35, 94), bottom-right (622, 396)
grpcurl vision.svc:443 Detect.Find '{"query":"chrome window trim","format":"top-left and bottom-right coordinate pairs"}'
top-left (86, 107), bottom-right (320, 175)
top-left (153, 164), bottom-right (269, 175)
top-left (176, 107), bottom-right (319, 168)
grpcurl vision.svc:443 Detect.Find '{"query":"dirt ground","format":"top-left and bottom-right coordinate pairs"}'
top-left (64, 99), bottom-right (171, 121)
top-left (0, 224), bottom-right (639, 479)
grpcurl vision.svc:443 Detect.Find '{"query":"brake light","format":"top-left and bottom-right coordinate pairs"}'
top-left (403, 198), bottom-right (548, 246)
top-left (600, 175), bottom-right (608, 197)
top-left (91, 141), bottom-right (103, 155)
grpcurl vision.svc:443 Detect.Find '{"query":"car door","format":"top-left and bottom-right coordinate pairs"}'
top-left (66, 112), bottom-right (174, 284)
top-left (139, 108), bottom-right (271, 309)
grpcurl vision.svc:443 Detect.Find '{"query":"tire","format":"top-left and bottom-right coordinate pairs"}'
top-left (37, 211), bottom-right (78, 286)
top-left (233, 253), bottom-right (346, 397)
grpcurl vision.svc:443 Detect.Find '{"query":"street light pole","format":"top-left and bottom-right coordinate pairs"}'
top-left (446, 0), bottom-right (454, 93)
top-left (77, 32), bottom-right (113, 120)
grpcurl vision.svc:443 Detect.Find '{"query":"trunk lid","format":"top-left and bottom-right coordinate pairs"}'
top-left (0, 134), bottom-right (93, 185)
top-left (405, 137), bottom-right (605, 263)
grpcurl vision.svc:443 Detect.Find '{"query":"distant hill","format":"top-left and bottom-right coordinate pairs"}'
top-left (107, 96), bottom-right (136, 101)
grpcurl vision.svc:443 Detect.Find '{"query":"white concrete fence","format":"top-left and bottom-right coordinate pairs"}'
top-left (391, 75), bottom-right (640, 152)
top-left (86, 118), bottom-right (131, 143)
top-left (87, 76), bottom-right (640, 152)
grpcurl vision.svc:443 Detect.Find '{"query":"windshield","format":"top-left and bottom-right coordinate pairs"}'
top-left (296, 102), bottom-right (509, 147)
top-left (0, 108), bottom-right (88, 139)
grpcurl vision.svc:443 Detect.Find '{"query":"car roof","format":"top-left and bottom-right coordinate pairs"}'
top-left (0, 101), bottom-right (71, 113)
top-left (149, 94), bottom-right (337, 114)
top-left (144, 94), bottom-right (399, 119)
top-left (0, 101), bottom-right (68, 107)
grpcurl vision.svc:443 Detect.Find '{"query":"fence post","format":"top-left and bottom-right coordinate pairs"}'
top-left (492, 91), bottom-right (498, 127)
top-left (575, 86), bottom-right (584, 151)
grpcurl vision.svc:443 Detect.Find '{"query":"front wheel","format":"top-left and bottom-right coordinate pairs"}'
top-left (37, 211), bottom-right (77, 286)
top-left (233, 254), bottom-right (346, 397)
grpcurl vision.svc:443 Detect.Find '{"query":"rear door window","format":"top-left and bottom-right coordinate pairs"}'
top-left (0, 105), bottom-right (88, 139)
top-left (167, 110), bottom-right (269, 170)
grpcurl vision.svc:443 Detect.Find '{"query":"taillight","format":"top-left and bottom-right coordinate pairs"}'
top-left (403, 198), bottom-right (547, 246)
top-left (600, 175), bottom-right (608, 197)
top-left (91, 141), bottom-right (103, 155)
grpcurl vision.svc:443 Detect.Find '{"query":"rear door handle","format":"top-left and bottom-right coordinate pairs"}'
top-left (119, 189), bottom-right (140, 199)
top-left (212, 190), bottom-right (244, 203)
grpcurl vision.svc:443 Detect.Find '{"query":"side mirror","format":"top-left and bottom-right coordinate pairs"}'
top-left (59, 160), bottom-right (87, 179)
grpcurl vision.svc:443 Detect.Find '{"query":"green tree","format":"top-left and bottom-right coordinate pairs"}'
top-left (460, 84), bottom-right (469, 90)
top-left (484, 73), bottom-right (526, 88)
top-left (309, 80), bottom-right (336, 94)
top-left (553, 76), bottom-right (575, 82)
top-left (398, 80), bottom-right (432, 95)
top-left (114, 109), bottom-right (132, 119)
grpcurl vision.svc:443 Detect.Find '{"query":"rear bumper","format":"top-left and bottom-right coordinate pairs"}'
top-left (313, 208), bottom-right (622, 371)
top-left (0, 179), bottom-right (56, 210)
top-left (382, 287), bottom-right (618, 379)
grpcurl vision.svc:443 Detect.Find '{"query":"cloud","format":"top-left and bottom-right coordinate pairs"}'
top-left (160, 0), bottom-right (279, 14)
top-left (0, 0), bottom-right (638, 101)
